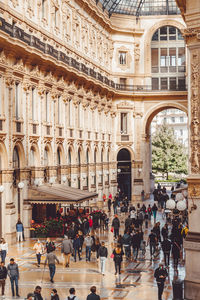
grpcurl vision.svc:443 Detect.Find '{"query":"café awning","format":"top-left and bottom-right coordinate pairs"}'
top-left (25, 184), bottom-right (98, 204)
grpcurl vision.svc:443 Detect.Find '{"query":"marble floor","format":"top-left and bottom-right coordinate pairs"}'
top-left (2, 203), bottom-right (185, 300)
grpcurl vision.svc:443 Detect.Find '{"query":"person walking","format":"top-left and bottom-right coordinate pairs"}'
top-left (0, 238), bottom-right (8, 263)
top-left (152, 203), bottom-right (158, 223)
top-left (66, 287), bottom-right (80, 300)
top-left (7, 258), bottom-right (20, 297)
top-left (86, 286), bottom-right (100, 300)
top-left (51, 289), bottom-right (59, 300)
top-left (16, 219), bottom-right (23, 242)
top-left (112, 244), bottom-right (124, 275)
top-left (33, 240), bottom-right (44, 267)
top-left (112, 215), bottom-right (120, 239)
top-left (85, 234), bottom-right (93, 262)
top-left (46, 238), bottom-right (56, 253)
top-left (161, 238), bottom-right (171, 267)
top-left (33, 286), bottom-right (43, 300)
top-left (0, 261), bottom-right (7, 296)
top-left (131, 231), bottom-right (140, 262)
top-left (97, 242), bottom-right (108, 275)
top-left (61, 236), bottom-right (73, 268)
top-left (45, 251), bottom-right (59, 283)
top-left (73, 234), bottom-right (82, 262)
top-left (172, 239), bottom-right (181, 270)
top-left (147, 230), bottom-right (157, 259)
top-left (122, 231), bottom-right (131, 259)
top-left (154, 264), bottom-right (168, 300)
top-left (108, 198), bottom-right (112, 213)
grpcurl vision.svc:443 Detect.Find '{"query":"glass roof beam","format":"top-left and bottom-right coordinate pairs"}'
top-left (101, 0), bottom-right (112, 11)
top-left (108, 0), bottom-right (122, 17)
top-left (136, 0), bottom-right (145, 17)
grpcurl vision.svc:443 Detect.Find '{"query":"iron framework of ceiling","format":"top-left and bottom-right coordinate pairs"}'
top-left (96, 0), bottom-right (180, 17)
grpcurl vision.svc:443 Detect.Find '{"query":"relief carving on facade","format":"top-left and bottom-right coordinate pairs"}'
top-left (190, 51), bottom-right (200, 173)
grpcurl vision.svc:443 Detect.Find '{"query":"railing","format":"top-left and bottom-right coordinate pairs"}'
top-left (116, 84), bottom-right (187, 92)
top-left (0, 17), bottom-right (188, 93)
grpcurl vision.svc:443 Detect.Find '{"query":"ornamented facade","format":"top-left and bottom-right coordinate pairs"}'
top-left (0, 0), bottom-right (187, 242)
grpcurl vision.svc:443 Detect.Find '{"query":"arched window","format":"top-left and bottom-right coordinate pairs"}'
top-left (151, 26), bottom-right (186, 91)
top-left (13, 146), bottom-right (20, 168)
top-left (86, 149), bottom-right (89, 164)
top-left (78, 149), bottom-right (81, 166)
top-left (44, 147), bottom-right (48, 166)
top-left (107, 150), bottom-right (110, 162)
top-left (94, 149), bottom-right (97, 163)
top-left (30, 147), bottom-right (35, 167)
top-left (101, 150), bottom-right (103, 162)
top-left (68, 149), bottom-right (71, 165)
top-left (57, 148), bottom-right (61, 166)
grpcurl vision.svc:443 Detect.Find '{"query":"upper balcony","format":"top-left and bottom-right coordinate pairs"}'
top-left (0, 17), bottom-right (188, 97)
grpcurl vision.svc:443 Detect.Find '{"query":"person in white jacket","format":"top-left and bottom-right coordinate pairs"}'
top-left (33, 240), bottom-right (44, 267)
top-left (0, 238), bottom-right (8, 263)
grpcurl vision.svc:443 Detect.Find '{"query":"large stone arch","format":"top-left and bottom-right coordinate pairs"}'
top-left (30, 142), bottom-right (40, 167)
top-left (143, 101), bottom-right (188, 136)
top-left (44, 143), bottom-right (53, 166)
top-left (67, 145), bottom-right (76, 165)
top-left (144, 19), bottom-right (186, 74)
top-left (13, 142), bottom-right (25, 168)
top-left (0, 142), bottom-right (8, 169)
top-left (56, 144), bottom-right (65, 165)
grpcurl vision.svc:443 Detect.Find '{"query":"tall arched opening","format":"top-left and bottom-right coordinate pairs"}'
top-left (117, 149), bottom-right (131, 200)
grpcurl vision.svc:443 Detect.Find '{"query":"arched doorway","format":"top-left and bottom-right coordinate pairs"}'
top-left (117, 149), bottom-right (131, 200)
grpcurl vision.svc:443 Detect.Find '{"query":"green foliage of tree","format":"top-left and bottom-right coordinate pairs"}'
top-left (151, 124), bottom-right (188, 179)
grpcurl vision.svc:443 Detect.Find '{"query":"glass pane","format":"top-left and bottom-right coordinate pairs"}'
top-left (178, 78), bottom-right (186, 90)
top-left (152, 78), bottom-right (159, 90)
top-left (152, 30), bottom-right (158, 41)
top-left (160, 26), bottom-right (167, 34)
top-left (169, 27), bottom-right (176, 34)
top-left (178, 29), bottom-right (184, 40)
top-left (151, 48), bottom-right (158, 73)
top-left (170, 77), bottom-right (176, 90)
top-left (161, 78), bottom-right (168, 90)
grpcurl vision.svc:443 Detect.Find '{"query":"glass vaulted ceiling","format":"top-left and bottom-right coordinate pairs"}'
top-left (97, 0), bottom-right (180, 17)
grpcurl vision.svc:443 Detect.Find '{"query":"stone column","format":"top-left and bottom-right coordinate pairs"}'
top-left (183, 35), bottom-right (200, 299)
top-left (177, 4), bottom-right (200, 297)
top-left (132, 112), bottom-right (144, 201)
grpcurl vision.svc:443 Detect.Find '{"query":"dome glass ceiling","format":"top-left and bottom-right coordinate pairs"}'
top-left (97, 0), bottom-right (180, 17)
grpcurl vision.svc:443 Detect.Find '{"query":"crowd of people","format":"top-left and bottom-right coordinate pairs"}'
top-left (0, 186), bottom-right (189, 300)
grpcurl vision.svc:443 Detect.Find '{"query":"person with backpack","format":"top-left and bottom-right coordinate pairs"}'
top-left (46, 238), bottom-right (56, 253)
top-left (66, 287), bottom-right (80, 300)
top-left (112, 244), bottom-right (124, 275)
top-left (97, 242), bottom-right (108, 275)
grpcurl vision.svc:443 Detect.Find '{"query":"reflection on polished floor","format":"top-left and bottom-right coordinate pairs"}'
top-left (3, 205), bottom-right (185, 300)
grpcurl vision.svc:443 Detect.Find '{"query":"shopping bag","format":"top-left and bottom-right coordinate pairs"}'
top-left (111, 227), bottom-right (114, 233)
top-left (110, 253), bottom-right (114, 258)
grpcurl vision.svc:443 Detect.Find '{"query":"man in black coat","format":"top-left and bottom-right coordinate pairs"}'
top-left (112, 215), bottom-right (120, 239)
top-left (161, 238), bottom-right (171, 267)
top-left (86, 286), bottom-right (100, 300)
top-left (154, 264), bottom-right (168, 300)
top-left (0, 261), bottom-right (7, 296)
